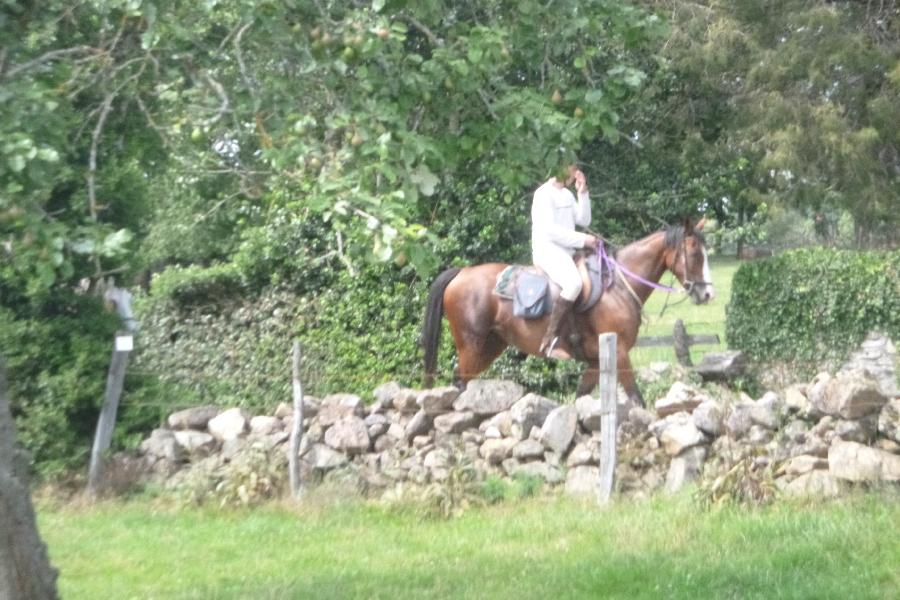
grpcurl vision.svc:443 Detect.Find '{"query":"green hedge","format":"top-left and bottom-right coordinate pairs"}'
top-left (0, 296), bottom-right (120, 477)
top-left (132, 260), bottom-right (586, 416)
top-left (726, 248), bottom-right (900, 373)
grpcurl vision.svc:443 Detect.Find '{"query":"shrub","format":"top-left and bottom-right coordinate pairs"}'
top-left (149, 262), bottom-right (245, 309)
top-left (726, 248), bottom-right (900, 376)
top-left (297, 267), bottom-right (429, 394)
top-left (382, 444), bottom-right (484, 520)
top-left (480, 475), bottom-right (510, 505)
top-left (695, 455), bottom-right (778, 509)
top-left (480, 472), bottom-right (544, 505)
top-left (171, 441), bottom-right (287, 508)
top-left (419, 445), bottom-right (483, 519)
top-left (0, 295), bottom-right (119, 478)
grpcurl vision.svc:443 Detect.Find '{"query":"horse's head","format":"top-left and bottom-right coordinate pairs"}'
top-left (664, 218), bottom-right (715, 305)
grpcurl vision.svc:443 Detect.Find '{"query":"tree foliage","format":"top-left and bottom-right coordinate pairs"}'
top-left (609, 0), bottom-right (900, 246)
top-left (2, 0), bottom-right (898, 475)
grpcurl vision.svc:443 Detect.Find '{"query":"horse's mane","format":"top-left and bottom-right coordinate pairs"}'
top-left (663, 223), bottom-right (705, 248)
top-left (600, 222), bottom-right (703, 267)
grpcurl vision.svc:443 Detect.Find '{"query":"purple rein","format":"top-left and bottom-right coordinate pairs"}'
top-left (597, 240), bottom-right (682, 294)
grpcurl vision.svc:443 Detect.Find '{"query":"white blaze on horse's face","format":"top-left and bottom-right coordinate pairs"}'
top-left (701, 248), bottom-right (715, 303)
top-left (683, 237), bottom-right (714, 305)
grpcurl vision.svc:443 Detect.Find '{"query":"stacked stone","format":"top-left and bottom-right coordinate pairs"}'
top-left (138, 379), bottom-right (624, 495)
top-left (839, 331), bottom-right (898, 398)
top-left (639, 368), bottom-right (900, 497)
top-left (136, 368), bottom-right (900, 501)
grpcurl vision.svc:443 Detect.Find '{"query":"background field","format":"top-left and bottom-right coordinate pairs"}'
top-left (630, 256), bottom-right (739, 369)
top-left (40, 492), bottom-right (899, 599)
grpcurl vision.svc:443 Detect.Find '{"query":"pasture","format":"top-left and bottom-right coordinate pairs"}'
top-left (630, 256), bottom-right (739, 368)
top-left (40, 492), bottom-right (900, 599)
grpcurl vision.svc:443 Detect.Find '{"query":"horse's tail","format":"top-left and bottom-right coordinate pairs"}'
top-left (421, 267), bottom-right (462, 388)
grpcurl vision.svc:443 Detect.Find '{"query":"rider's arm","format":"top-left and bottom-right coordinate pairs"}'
top-left (573, 188), bottom-right (591, 228)
top-left (531, 186), bottom-right (589, 249)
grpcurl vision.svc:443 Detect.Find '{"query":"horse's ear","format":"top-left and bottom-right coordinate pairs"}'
top-left (682, 216), bottom-right (694, 233)
top-left (696, 217), bottom-right (707, 231)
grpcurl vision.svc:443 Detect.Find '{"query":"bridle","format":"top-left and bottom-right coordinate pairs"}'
top-left (678, 231), bottom-right (712, 296)
top-left (593, 229), bottom-right (711, 306)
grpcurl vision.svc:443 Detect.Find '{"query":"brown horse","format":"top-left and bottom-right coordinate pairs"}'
top-left (421, 219), bottom-right (714, 407)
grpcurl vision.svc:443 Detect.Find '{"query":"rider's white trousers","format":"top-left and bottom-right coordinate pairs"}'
top-left (533, 243), bottom-right (582, 301)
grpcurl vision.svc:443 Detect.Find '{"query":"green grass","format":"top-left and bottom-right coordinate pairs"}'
top-left (40, 491), bottom-right (900, 599)
top-left (631, 257), bottom-right (740, 369)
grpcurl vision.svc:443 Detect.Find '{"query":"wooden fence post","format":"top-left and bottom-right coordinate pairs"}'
top-left (288, 340), bottom-right (305, 500)
top-left (597, 332), bottom-right (617, 505)
top-left (87, 331), bottom-right (133, 496)
top-left (673, 319), bottom-right (693, 367)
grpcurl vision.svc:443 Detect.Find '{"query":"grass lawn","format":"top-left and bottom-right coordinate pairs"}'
top-left (40, 491), bottom-right (899, 599)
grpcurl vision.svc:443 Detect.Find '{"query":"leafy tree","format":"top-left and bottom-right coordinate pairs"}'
top-left (2, 0), bottom-right (666, 474)
top-left (610, 0), bottom-right (900, 248)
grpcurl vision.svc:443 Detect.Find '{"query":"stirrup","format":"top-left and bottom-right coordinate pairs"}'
top-left (542, 336), bottom-right (572, 360)
top-left (540, 335), bottom-right (559, 356)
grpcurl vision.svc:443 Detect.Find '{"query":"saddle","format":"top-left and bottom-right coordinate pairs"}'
top-left (493, 250), bottom-right (610, 319)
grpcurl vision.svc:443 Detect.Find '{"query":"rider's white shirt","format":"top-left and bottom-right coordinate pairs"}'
top-left (531, 178), bottom-right (591, 255)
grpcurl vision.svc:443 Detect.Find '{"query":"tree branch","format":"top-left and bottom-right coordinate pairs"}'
top-left (135, 94), bottom-right (172, 149)
top-left (200, 71), bottom-right (231, 127)
top-left (233, 22), bottom-right (260, 113)
top-left (402, 15), bottom-right (442, 47)
top-left (88, 93), bottom-right (115, 221)
top-left (2, 46), bottom-right (96, 80)
top-left (477, 88), bottom-right (499, 121)
top-left (335, 230), bottom-right (357, 276)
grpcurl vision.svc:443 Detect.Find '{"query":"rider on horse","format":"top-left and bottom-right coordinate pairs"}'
top-left (531, 161), bottom-right (599, 358)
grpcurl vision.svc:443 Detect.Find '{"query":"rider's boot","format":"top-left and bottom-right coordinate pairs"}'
top-left (539, 297), bottom-right (574, 359)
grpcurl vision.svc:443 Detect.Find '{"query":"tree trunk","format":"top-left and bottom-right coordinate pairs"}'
top-left (0, 363), bottom-right (59, 600)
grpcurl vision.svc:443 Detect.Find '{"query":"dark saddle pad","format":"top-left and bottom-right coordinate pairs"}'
top-left (493, 252), bottom-right (609, 319)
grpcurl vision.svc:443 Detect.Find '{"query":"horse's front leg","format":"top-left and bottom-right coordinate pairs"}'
top-left (576, 366), bottom-right (598, 397)
top-left (617, 350), bottom-right (645, 409)
top-left (577, 345), bottom-right (645, 408)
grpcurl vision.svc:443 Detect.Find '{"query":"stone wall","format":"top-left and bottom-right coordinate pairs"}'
top-left (840, 331), bottom-right (898, 398)
top-left (137, 367), bottom-right (900, 501)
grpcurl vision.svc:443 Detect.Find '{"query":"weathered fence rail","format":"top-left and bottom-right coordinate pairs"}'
top-left (634, 318), bottom-right (721, 366)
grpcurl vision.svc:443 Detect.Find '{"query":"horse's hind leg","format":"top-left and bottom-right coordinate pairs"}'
top-left (453, 333), bottom-right (507, 390)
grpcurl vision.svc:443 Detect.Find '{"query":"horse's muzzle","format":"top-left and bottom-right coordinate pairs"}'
top-left (689, 283), bottom-right (715, 305)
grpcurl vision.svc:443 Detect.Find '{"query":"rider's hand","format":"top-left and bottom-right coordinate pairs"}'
top-left (573, 169), bottom-right (588, 195)
top-left (583, 234), bottom-right (599, 250)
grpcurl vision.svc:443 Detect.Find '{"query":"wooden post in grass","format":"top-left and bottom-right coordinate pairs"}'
top-left (87, 331), bottom-right (133, 496)
top-left (633, 321), bottom-right (719, 364)
top-left (288, 340), bottom-right (305, 500)
top-left (597, 333), bottom-right (617, 505)
top-left (673, 319), bottom-right (692, 367)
